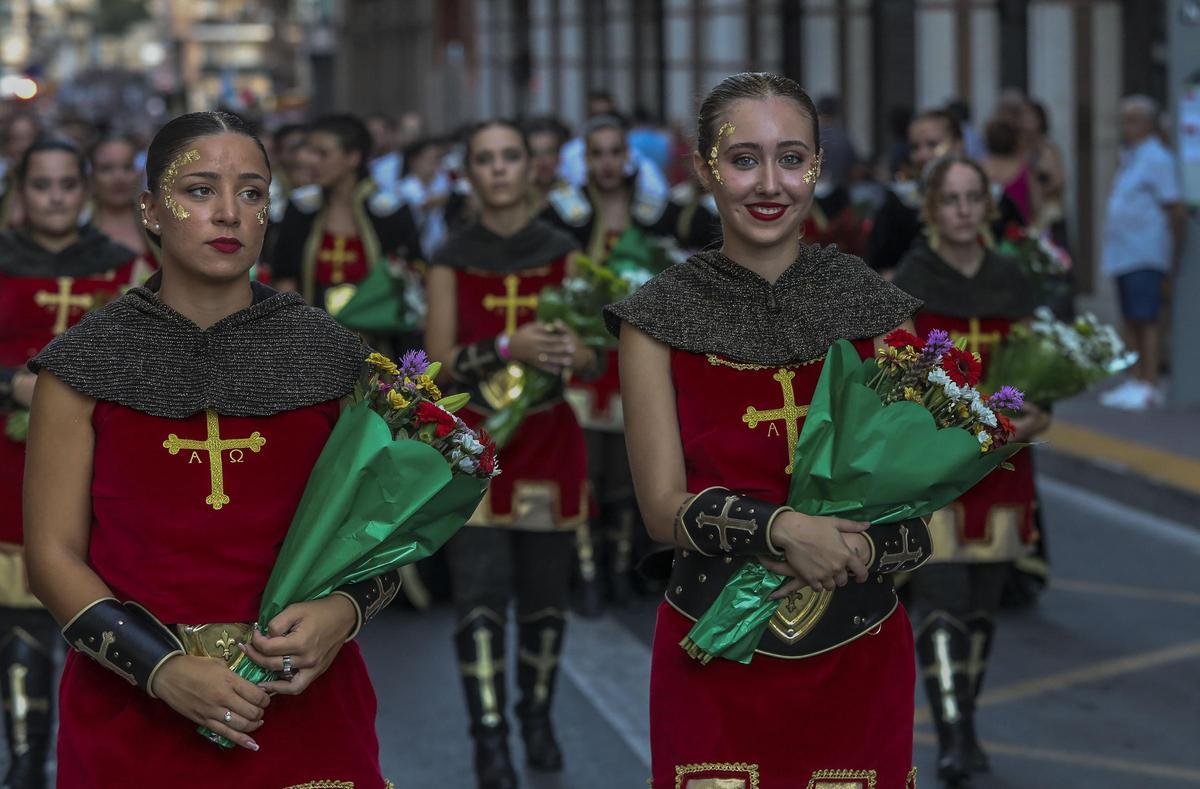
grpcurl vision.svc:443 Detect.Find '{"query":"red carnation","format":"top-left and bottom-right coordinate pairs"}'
top-left (885, 329), bottom-right (924, 351)
top-left (1004, 224), bottom-right (1023, 242)
top-left (941, 347), bottom-right (982, 387)
top-left (415, 401), bottom-right (457, 437)
top-left (479, 441), bottom-right (496, 476)
top-left (996, 413), bottom-right (1016, 437)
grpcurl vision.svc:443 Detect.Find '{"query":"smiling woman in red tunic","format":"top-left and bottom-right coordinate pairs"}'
top-left (607, 73), bottom-right (932, 788)
top-left (24, 112), bottom-right (400, 788)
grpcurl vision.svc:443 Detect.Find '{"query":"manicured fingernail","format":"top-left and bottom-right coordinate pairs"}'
top-left (246, 739), bottom-right (260, 751)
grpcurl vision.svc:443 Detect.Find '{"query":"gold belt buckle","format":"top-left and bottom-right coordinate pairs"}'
top-left (175, 622), bottom-right (255, 669)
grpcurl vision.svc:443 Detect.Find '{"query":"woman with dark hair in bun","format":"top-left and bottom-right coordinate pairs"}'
top-left (24, 112), bottom-right (399, 787)
top-left (608, 72), bottom-right (930, 788)
top-left (0, 136), bottom-right (139, 787)
top-left (90, 134), bottom-right (158, 272)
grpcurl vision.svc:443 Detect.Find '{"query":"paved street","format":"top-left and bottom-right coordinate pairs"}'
top-left (361, 476), bottom-right (1200, 788)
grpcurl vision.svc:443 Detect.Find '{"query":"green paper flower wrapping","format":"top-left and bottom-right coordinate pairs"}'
top-left (200, 353), bottom-right (491, 748)
top-left (683, 338), bottom-right (1026, 665)
top-left (332, 260), bottom-right (422, 333)
top-left (5, 410), bottom-right (28, 443)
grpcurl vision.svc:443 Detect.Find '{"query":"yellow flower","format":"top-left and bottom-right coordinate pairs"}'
top-left (416, 374), bottom-right (441, 400)
top-left (366, 352), bottom-right (400, 376)
top-left (387, 389), bottom-right (410, 410)
top-left (903, 386), bottom-right (921, 403)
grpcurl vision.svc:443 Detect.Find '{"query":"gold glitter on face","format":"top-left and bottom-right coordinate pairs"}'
top-left (159, 149), bottom-right (201, 220)
top-left (707, 122), bottom-right (736, 185)
top-left (256, 197), bottom-right (271, 226)
top-left (803, 149), bottom-right (824, 185)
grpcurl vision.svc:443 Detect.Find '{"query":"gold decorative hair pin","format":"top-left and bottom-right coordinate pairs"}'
top-left (256, 197), bottom-right (271, 226)
top-left (803, 150), bottom-right (824, 186)
top-left (160, 149), bottom-right (200, 221)
top-left (707, 122), bottom-right (735, 185)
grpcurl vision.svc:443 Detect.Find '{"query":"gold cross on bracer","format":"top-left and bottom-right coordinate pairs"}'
top-left (742, 368), bottom-right (810, 474)
top-left (952, 317), bottom-right (1003, 356)
top-left (318, 236), bottom-right (358, 284)
top-left (162, 410), bottom-right (266, 511)
top-left (697, 494), bottom-right (760, 552)
top-left (34, 277), bottom-right (95, 335)
top-left (482, 274), bottom-right (539, 336)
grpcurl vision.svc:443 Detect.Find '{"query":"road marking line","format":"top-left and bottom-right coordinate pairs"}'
top-left (561, 613), bottom-right (653, 768)
top-left (914, 640), bottom-right (1200, 723)
top-left (1053, 577), bottom-right (1200, 607)
top-left (1038, 477), bottom-right (1200, 554)
top-left (1044, 421), bottom-right (1200, 495)
top-left (914, 732), bottom-right (1200, 783)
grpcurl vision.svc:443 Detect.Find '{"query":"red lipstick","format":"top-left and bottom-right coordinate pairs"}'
top-left (207, 237), bottom-right (243, 254)
top-left (746, 202), bottom-right (788, 222)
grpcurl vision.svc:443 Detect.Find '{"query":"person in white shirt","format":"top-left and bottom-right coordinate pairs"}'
top-left (1099, 95), bottom-right (1188, 411)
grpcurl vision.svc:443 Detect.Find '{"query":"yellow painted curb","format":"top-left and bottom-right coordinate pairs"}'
top-left (1043, 421), bottom-right (1200, 496)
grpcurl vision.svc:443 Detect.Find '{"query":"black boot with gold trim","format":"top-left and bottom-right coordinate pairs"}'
top-left (606, 508), bottom-right (636, 606)
top-left (964, 612), bottom-right (996, 774)
top-left (573, 523), bottom-right (604, 619)
top-left (515, 609), bottom-right (565, 772)
top-left (916, 612), bottom-right (976, 787)
top-left (0, 618), bottom-right (55, 789)
top-left (454, 609), bottom-right (517, 789)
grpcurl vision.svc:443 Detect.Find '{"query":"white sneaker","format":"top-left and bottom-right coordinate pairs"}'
top-left (1099, 379), bottom-right (1140, 407)
top-left (1103, 380), bottom-right (1162, 411)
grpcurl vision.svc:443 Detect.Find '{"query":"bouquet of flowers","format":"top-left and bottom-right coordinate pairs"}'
top-left (682, 330), bottom-right (1026, 664)
top-left (982, 307), bottom-right (1137, 405)
top-left (997, 225), bottom-right (1072, 309)
top-left (482, 245), bottom-right (665, 447)
top-left (200, 350), bottom-right (496, 747)
top-left (329, 258), bottom-right (424, 333)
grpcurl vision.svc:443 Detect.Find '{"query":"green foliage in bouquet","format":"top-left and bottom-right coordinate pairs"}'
top-left (5, 410), bottom-right (28, 443)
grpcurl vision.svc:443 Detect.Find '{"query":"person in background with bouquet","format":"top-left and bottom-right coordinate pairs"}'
top-left (425, 119), bottom-right (596, 789)
top-left (23, 112), bottom-right (401, 787)
top-left (0, 136), bottom-right (142, 788)
top-left (542, 114), bottom-right (721, 615)
top-left (893, 154), bottom-right (1048, 786)
top-left (608, 72), bottom-right (932, 788)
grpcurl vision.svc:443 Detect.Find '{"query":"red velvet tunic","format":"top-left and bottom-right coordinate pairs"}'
top-left (0, 261), bottom-right (136, 548)
top-left (314, 232), bottom-right (369, 287)
top-left (454, 257), bottom-right (588, 528)
top-left (913, 311), bottom-right (1037, 561)
top-left (57, 400), bottom-right (387, 788)
top-left (650, 343), bottom-right (917, 788)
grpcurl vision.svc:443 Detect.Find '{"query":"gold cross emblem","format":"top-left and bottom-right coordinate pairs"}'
top-left (318, 236), bottom-right (359, 284)
top-left (482, 274), bottom-right (538, 335)
top-left (742, 369), bottom-right (811, 474)
top-left (697, 494), bottom-right (760, 552)
top-left (951, 317), bottom-right (1003, 356)
top-left (519, 627), bottom-right (560, 705)
top-left (34, 277), bottom-right (95, 335)
top-left (461, 628), bottom-right (504, 728)
top-left (163, 410), bottom-right (266, 511)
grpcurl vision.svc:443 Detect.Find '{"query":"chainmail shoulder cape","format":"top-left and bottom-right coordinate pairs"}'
top-left (30, 279), bottom-right (366, 419)
top-left (432, 218), bottom-right (578, 273)
top-left (892, 241), bottom-right (1034, 321)
top-left (0, 226), bottom-right (136, 277)
top-left (603, 246), bottom-right (922, 366)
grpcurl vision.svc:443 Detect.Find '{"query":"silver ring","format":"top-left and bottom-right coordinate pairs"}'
top-left (537, 352), bottom-right (549, 363)
top-left (223, 709), bottom-right (233, 723)
top-left (281, 654), bottom-right (294, 680)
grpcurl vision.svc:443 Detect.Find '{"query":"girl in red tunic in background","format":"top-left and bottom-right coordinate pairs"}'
top-left (426, 120), bottom-right (594, 789)
top-left (0, 137), bottom-right (140, 788)
top-left (608, 73), bottom-right (932, 788)
top-left (893, 156), bottom-right (1048, 787)
top-left (24, 112), bottom-right (400, 788)
top-left (89, 134), bottom-right (159, 275)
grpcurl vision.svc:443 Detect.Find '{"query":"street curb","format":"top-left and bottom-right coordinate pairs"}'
top-left (1036, 446), bottom-right (1200, 528)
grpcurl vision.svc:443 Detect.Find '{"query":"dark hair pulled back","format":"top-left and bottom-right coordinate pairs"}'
top-left (145, 111), bottom-right (269, 193)
top-left (16, 137), bottom-right (89, 184)
top-left (696, 72), bottom-right (821, 157)
top-left (463, 119), bottom-right (530, 161)
top-left (310, 114), bottom-right (373, 181)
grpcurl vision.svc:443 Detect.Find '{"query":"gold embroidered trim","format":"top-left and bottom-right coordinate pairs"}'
top-left (806, 768), bottom-right (877, 788)
top-left (163, 410), bottom-right (266, 511)
top-left (160, 149), bottom-right (200, 220)
top-left (705, 354), bottom-right (824, 371)
top-left (675, 762), bottom-right (760, 789)
top-left (282, 782), bottom-right (354, 789)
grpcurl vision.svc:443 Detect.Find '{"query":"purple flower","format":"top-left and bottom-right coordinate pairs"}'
top-left (398, 349), bottom-right (430, 378)
top-left (988, 386), bottom-right (1025, 411)
top-left (923, 329), bottom-right (953, 358)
